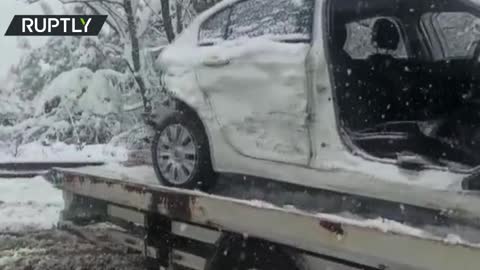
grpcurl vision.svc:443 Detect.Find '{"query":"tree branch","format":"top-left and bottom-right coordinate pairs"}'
top-left (124, 0), bottom-right (150, 112)
top-left (176, 0), bottom-right (183, 34)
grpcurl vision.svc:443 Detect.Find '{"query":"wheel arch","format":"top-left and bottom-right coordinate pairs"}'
top-left (149, 92), bottom-right (218, 172)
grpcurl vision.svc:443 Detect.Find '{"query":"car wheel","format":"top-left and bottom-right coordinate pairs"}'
top-left (151, 112), bottom-right (216, 190)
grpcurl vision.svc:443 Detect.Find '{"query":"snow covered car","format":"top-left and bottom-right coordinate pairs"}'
top-left (149, 0), bottom-right (480, 190)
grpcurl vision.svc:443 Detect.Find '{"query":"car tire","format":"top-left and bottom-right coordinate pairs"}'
top-left (151, 111), bottom-right (216, 190)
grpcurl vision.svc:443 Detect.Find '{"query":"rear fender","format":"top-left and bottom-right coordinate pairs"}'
top-left (147, 86), bottom-right (220, 170)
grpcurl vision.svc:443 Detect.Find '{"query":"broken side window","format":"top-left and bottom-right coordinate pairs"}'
top-left (345, 17), bottom-right (408, 59)
top-left (227, 0), bottom-right (314, 41)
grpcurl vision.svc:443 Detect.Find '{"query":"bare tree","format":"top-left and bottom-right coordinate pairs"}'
top-left (124, 0), bottom-right (150, 112)
top-left (160, 0), bottom-right (176, 42)
top-left (176, 0), bottom-right (183, 34)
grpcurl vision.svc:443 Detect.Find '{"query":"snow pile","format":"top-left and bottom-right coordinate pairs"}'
top-left (0, 176), bottom-right (63, 233)
top-left (318, 213), bottom-right (427, 237)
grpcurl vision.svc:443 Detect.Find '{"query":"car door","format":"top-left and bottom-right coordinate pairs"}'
top-left (195, 0), bottom-right (314, 165)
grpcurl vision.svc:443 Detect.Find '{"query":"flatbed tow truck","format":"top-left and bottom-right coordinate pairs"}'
top-left (45, 165), bottom-right (480, 270)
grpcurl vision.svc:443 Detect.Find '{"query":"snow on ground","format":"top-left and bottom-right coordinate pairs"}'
top-left (0, 174), bottom-right (145, 270)
top-left (0, 230), bottom-right (145, 270)
top-left (0, 176), bottom-right (63, 232)
top-left (0, 142), bottom-right (128, 163)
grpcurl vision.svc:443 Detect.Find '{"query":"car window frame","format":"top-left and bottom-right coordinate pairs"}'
top-left (224, 0), bottom-right (314, 43)
top-left (343, 16), bottom-right (410, 60)
top-left (419, 13), bottom-right (441, 60)
top-left (197, 6), bottom-right (234, 47)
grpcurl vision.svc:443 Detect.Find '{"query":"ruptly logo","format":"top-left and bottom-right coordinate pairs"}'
top-left (5, 15), bottom-right (107, 36)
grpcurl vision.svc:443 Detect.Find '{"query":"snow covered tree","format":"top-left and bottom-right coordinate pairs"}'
top-left (3, 0), bottom-right (221, 149)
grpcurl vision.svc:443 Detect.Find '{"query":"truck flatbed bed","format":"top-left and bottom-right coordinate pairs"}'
top-left (47, 165), bottom-right (480, 270)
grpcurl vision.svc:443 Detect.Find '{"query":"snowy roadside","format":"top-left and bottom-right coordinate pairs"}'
top-left (0, 230), bottom-right (145, 270)
top-left (0, 142), bottom-right (128, 163)
top-left (0, 176), bottom-right (145, 270)
top-left (0, 176), bottom-right (62, 232)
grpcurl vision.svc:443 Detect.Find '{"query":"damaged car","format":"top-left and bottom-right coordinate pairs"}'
top-left (149, 0), bottom-right (480, 191)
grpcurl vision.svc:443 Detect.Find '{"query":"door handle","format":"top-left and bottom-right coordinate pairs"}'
top-left (202, 57), bottom-right (230, 67)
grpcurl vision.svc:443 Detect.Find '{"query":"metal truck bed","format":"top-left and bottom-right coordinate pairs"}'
top-left (46, 165), bottom-right (480, 270)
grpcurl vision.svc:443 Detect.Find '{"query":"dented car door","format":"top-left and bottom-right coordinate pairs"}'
top-left (195, 0), bottom-right (314, 165)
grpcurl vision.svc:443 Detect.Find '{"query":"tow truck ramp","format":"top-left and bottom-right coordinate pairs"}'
top-left (47, 166), bottom-right (480, 270)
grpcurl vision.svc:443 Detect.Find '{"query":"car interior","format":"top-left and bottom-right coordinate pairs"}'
top-left (329, 0), bottom-right (480, 169)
